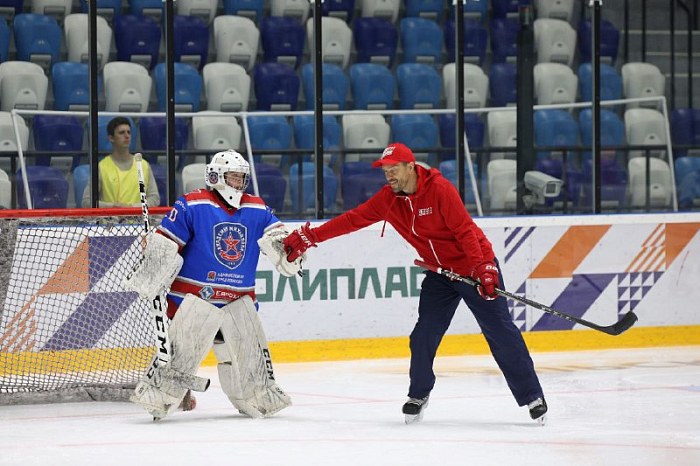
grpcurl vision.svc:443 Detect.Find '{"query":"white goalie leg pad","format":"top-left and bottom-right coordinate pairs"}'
top-left (124, 232), bottom-right (184, 300)
top-left (258, 225), bottom-right (306, 277)
top-left (131, 294), bottom-right (224, 419)
top-left (214, 295), bottom-right (291, 418)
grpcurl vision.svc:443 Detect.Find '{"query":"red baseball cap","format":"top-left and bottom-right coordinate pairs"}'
top-left (371, 143), bottom-right (416, 168)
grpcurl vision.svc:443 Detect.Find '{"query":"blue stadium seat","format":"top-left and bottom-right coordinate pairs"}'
top-left (490, 18), bottom-right (518, 63)
top-left (247, 114), bottom-right (292, 166)
top-left (0, 0), bottom-right (23, 22)
top-left (579, 108), bottom-right (625, 162)
top-left (396, 63), bottom-right (441, 109)
top-left (492, 0), bottom-right (525, 19)
top-left (349, 62), bottom-right (396, 110)
top-left (289, 161), bottom-right (338, 212)
top-left (13, 14), bottom-right (62, 70)
top-left (463, 0), bottom-right (489, 22)
top-left (52, 62), bottom-right (103, 111)
top-left (223, 0), bottom-right (264, 22)
top-left (293, 114), bottom-right (341, 166)
top-left (670, 108), bottom-right (700, 158)
top-left (247, 162), bottom-right (286, 212)
top-left (322, 0), bottom-right (355, 21)
top-left (399, 17), bottom-right (443, 65)
top-left (72, 163), bottom-right (90, 207)
top-left (353, 17), bottom-right (397, 67)
top-left (580, 157), bottom-right (627, 208)
top-left (489, 62), bottom-right (517, 107)
top-left (253, 62), bottom-right (300, 111)
top-left (0, 18), bottom-right (9, 63)
top-left (578, 63), bottom-right (622, 102)
top-left (578, 19), bottom-right (619, 65)
top-left (390, 113), bottom-right (438, 164)
top-left (154, 62), bottom-right (203, 112)
top-left (114, 14), bottom-right (161, 71)
top-left (80, 0), bottom-right (121, 20)
top-left (32, 114), bottom-right (84, 169)
top-left (139, 117), bottom-right (190, 169)
top-left (405, 0), bottom-right (444, 21)
top-left (16, 165), bottom-right (69, 209)
top-left (674, 156), bottom-right (700, 208)
top-left (302, 63), bottom-right (348, 110)
top-left (534, 109), bottom-right (579, 161)
top-left (149, 163), bottom-right (180, 206)
top-left (128, 0), bottom-right (164, 22)
top-left (341, 161), bottom-right (387, 209)
top-left (96, 115), bottom-right (137, 153)
top-left (261, 16), bottom-right (305, 69)
top-left (173, 15), bottom-right (209, 70)
top-left (444, 19), bottom-right (488, 66)
top-left (439, 159), bottom-right (478, 203)
top-left (438, 113), bottom-right (485, 161)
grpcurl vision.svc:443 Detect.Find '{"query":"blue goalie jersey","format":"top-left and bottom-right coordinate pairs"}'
top-left (156, 189), bottom-right (282, 312)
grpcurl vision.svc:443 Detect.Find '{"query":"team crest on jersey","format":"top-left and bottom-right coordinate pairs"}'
top-left (199, 286), bottom-right (214, 300)
top-left (213, 222), bottom-right (247, 269)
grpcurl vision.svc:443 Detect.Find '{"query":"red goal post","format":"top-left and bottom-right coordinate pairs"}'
top-left (0, 207), bottom-right (170, 405)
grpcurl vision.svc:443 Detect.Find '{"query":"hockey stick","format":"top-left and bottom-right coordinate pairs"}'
top-left (413, 259), bottom-right (638, 336)
top-left (134, 153), bottom-right (171, 378)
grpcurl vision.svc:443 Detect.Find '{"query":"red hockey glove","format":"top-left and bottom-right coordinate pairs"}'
top-left (470, 261), bottom-right (499, 300)
top-left (284, 221), bottom-right (319, 262)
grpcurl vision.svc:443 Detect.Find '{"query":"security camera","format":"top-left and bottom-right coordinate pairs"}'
top-left (523, 170), bottom-right (563, 207)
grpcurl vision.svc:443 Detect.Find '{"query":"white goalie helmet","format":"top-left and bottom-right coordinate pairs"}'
top-left (206, 149), bottom-right (250, 208)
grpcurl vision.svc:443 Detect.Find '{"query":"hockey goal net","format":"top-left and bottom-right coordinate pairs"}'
top-left (0, 208), bottom-right (169, 404)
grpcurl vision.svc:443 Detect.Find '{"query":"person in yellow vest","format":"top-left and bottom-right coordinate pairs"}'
top-left (81, 117), bottom-right (161, 208)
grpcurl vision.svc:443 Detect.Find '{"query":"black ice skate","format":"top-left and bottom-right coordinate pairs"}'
top-left (402, 396), bottom-right (429, 424)
top-left (528, 397), bottom-right (547, 425)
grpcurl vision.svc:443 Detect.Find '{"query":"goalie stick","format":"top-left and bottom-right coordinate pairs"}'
top-left (134, 153), bottom-right (171, 377)
top-left (413, 259), bottom-right (638, 336)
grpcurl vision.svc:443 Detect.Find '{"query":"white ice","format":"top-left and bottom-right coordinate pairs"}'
top-left (1, 347), bottom-right (699, 466)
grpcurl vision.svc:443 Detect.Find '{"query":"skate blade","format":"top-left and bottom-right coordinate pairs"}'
top-left (535, 414), bottom-right (547, 426)
top-left (404, 411), bottom-right (424, 425)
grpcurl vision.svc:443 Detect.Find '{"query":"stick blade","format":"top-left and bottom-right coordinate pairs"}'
top-left (609, 311), bottom-right (638, 336)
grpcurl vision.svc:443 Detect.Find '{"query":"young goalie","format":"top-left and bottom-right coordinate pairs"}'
top-left (125, 150), bottom-right (304, 420)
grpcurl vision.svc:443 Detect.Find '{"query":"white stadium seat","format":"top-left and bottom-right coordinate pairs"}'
top-left (306, 17), bottom-right (353, 69)
top-left (103, 61), bottom-right (153, 113)
top-left (534, 18), bottom-right (577, 66)
top-left (342, 114), bottom-right (390, 162)
top-left (0, 61), bottom-right (49, 111)
top-left (203, 62), bottom-right (251, 112)
top-left (443, 62), bottom-right (489, 109)
top-left (213, 15), bottom-right (260, 71)
top-left (64, 13), bottom-right (112, 70)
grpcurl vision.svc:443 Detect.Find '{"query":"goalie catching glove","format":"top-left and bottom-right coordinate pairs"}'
top-left (124, 232), bottom-right (183, 300)
top-left (258, 225), bottom-right (305, 277)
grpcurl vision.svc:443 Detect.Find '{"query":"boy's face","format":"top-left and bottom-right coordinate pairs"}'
top-left (109, 124), bottom-right (131, 150)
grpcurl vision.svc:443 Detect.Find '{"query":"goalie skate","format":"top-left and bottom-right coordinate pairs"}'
top-left (402, 396), bottom-right (429, 424)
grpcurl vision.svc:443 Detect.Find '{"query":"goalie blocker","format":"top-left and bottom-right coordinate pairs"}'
top-left (130, 294), bottom-right (291, 420)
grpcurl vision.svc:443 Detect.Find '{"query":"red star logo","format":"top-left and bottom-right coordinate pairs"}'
top-left (222, 233), bottom-right (239, 253)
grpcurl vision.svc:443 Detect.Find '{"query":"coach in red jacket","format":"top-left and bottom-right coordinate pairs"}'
top-left (284, 143), bottom-right (547, 424)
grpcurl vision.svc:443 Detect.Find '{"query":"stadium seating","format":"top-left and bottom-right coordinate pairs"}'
top-left (350, 62), bottom-right (396, 110)
top-left (302, 62), bottom-right (348, 110)
top-left (443, 62), bottom-right (489, 109)
top-left (674, 156), bottom-right (700, 208)
top-left (491, 0), bottom-right (523, 19)
top-left (341, 161), bottom-right (387, 209)
top-left (203, 62), bottom-right (251, 112)
top-left (353, 17), bottom-right (398, 67)
top-left (306, 16), bottom-right (353, 69)
top-left (360, 0), bottom-right (401, 23)
top-left (246, 114), bottom-right (292, 166)
top-left (32, 114), bottom-right (84, 170)
top-left (31, 0), bottom-right (73, 23)
top-left (405, 0), bottom-right (445, 22)
top-left (16, 165), bottom-right (69, 209)
top-left (0, 111), bottom-right (29, 174)
top-left (489, 62), bottom-right (517, 107)
top-left (293, 114), bottom-right (341, 167)
top-left (579, 109), bottom-right (625, 162)
top-left (578, 63), bottom-right (622, 102)
top-left (322, 0), bottom-right (355, 21)
top-left (192, 112), bottom-right (242, 157)
top-left (578, 19), bottom-right (619, 65)
top-left (64, 13), bottom-right (112, 69)
top-left (248, 162), bottom-right (287, 212)
top-left (0, 18), bottom-right (8, 63)
top-left (390, 113), bottom-right (438, 164)
top-left (181, 163), bottom-right (207, 193)
top-left (628, 157), bottom-right (673, 208)
top-left (621, 62), bottom-right (666, 109)
top-left (139, 117), bottom-right (190, 168)
top-left (0, 0), bottom-right (22, 22)
top-left (129, 0), bottom-right (164, 22)
top-left (439, 159), bottom-right (479, 204)
top-left (487, 110), bottom-right (517, 159)
top-left (51, 62), bottom-right (95, 111)
top-left (113, 14), bottom-right (161, 70)
top-left (154, 62), bottom-right (203, 112)
top-left (396, 63), bottom-right (441, 109)
top-left (254, 62), bottom-right (300, 111)
top-left (444, 18), bottom-right (488, 66)
top-left (533, 62), bottom-right (578, 105)
top-left (670, 108), bottom-right (700, 158)
top-left (177, 0), bottom-right (218, 25)
top-left (174, 15), bottom-right (209, 70)
top-left (624, 108), bottom-right (668, 159)
top-left (342, 114), bottom-right (390, 162)
top-left (487, 158), bottom-right (517, 212)
top-left (399, 17), bottom-right (443, 65)
top-left (0, 166), bottom-right (10, 208)
top-left (13, 13), bottom-right (62, 71)
top-left (0, 61), bottom-right (48, 111)
top-left (534, 18), bottom-right (577, 66)
top-left (103, 61), bottom-right (152, 112)
top-left (535, 0), bottom-right (574, 22)
top-left (214, 15), bottom-right (260, 71)
top-left (79, 0), bottom-right (121, 21)
top-left (438, 113), bottom-right (485, 162)
top-left (533, 109), bottom-right (579, 161)
top-left (490, 17), bottom-right (518, 63)
top-left (72, 163), bottom-right (90, 208)
top-left (261, 16), bottom-right (305, 69)
top-left (581, 157), bottom-right (628, 209)
top-left (271, 0), bottom-right (311, 23)
top-left (289, 161), bottom-right (338, 212)
top-left (223, 0), bottom-right (264, 22)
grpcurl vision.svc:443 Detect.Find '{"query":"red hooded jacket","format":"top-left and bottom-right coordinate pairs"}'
top-left (313, 165), bottom-right (495, 276)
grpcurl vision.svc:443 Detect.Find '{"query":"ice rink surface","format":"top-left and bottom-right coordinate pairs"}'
top-left (1, 346), bottom-right (699, 466)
